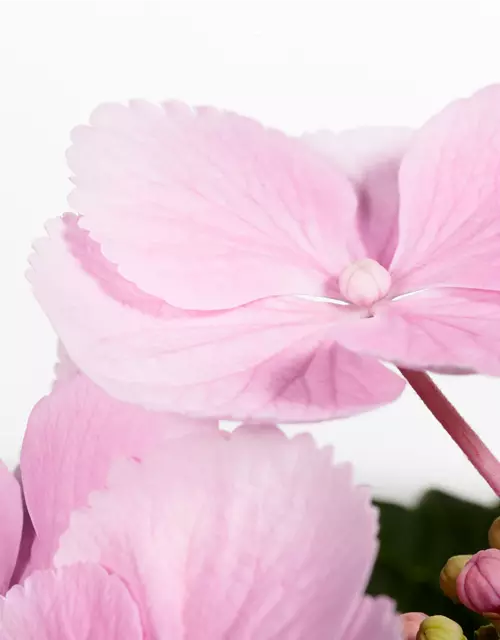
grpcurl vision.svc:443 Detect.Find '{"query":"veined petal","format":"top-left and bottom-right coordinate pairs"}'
top-left (67, 101), bottom-right (363, 309)
top-left (28, 216), bottom-right (404, 421)
top-left (57, 427), bottom-right (378, 639)
top-left (305, 127), bottom-right (412, 267)
top-left (391, 85), bottom-right (500, 294)
top-left (343, 596), bottom-right (401, 640)
top-left (0, 564), bottom-right (142, 639)
top-left (335, 288), bottom-right (500, 374)
top-left (21, 373), bottom-right (215, 573)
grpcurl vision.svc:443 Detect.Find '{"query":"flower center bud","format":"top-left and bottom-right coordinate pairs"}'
top-left (338, 258), bottom-right (392, 307)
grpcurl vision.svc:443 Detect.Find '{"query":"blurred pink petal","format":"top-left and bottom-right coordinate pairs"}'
top-left (391, 85), bottom-right (500, 295)
top-left (9, 509), bottom-right (35, 590)
top-left (0, 464), bottom-right (23, 594)
top-left (0, 564), bottom-right (142, 639)
top-left (53, 343), bottom-right (79, 386)
top-left (67, 101), bottom-right (363, 309)
top-left (8, 471), bottom-right (35, 588)
top-left (305, 127), bottom-right (412, 266)
top-left (336, 288), bottom-right (500, 373)
top-left (21, 373), bottom-right (216, 573)
top-left (29, 216), bottom-right (404, 420)
top-left (343, 597), bottom-right (402, 640)
top-left (56, 427), bottom-right (398, 639)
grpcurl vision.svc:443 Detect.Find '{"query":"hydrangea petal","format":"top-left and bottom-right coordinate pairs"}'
top-left (335, 288), bottom-right (500, 373)
top-left (343, 596), bottom-right (401, 640)
top-left (57, 427), bottom-right (378, 640)
top-left (0, 464), bottom-right (23, 594)
top-left (391, 85), bottom-right (500, 294)
top-left (0, 564), bottom-right (142, 639)
top-left (53, 343), bottom-right (79, 386)
top-left (67, 101), bottom-right (363, 309)
top-left (305, 127), bottom-right (412, 266)
top-left (21, 373), bottom-right (216, 572)
top-left (29, 216), bottom-right (404, 421)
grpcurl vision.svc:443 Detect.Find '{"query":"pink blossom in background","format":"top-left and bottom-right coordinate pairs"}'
top-left (0, 376), bottom-right (399, 639)
top-left (27, 86), bottom-right (500, 422)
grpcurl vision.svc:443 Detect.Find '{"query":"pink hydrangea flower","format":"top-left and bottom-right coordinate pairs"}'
top-left (29, 86), bottom-right (500, 422)
top-left (0, 374), bottom-right (399, 639)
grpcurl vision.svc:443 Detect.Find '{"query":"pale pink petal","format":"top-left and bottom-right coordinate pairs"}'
top-left (391, 85), bottom-right (500, 294)
top-left (0, 564), bottom-right (142, 639)
top-left (57, 427), bottom-right (378, 639)
top-left (343, 596), bottom-right (401, 640)
top-left (305, 127), bottom-right (412, 266)
top-left (21, 373), bottom-right (216, 573)
top-left (9, 471), bottom-right (35, 587)
top-left (0, 464), bottom-right (23, 594)
top-left (52, 343), bottom-right (79, 386)
top-left (335, 288), bottom-right (500, 373)
top-left (9, 507), bottom-right (35, 588)
top-left (67, 101), bottom-right (364, 309)
top-left (28, 216), bottom-right (404, 421)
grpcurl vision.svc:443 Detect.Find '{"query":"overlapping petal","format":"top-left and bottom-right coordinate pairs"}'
top-left (28, 216), bottom-right (404, 421)
top-left (0, 464), bottom-right (23, 594)
top-left (67, 101), bottom-right (364, 309)
top-left (305, 126), bottom-right (412, 266)
top-left (343, 596), bottom-right (401, 640)
top-left (391, 85), bottom-right (500, 295)
top-left (335, 288), bottom-right (500, 373)
top-left (21, 373), bottom-right (216, 572)
top-left (56, 427), bottom-right (382, 639)
top-left (0, 564), bottom-right (142, 639)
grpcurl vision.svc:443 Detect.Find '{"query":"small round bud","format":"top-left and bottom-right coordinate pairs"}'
top-left (457, 549), bottom-right (500, 613)
top-left (417, 616), bottom-right (465, 640)
top-left (338, 258), bottom-right (391, 307)
top-left (439, 555), bottom-right (472, 601)
top-left (401, 612), bottom-right (428, 640)
top-left (489, 517), bottom-right (500, 550)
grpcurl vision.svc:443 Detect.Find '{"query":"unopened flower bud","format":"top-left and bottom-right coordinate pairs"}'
top-left (417, 616), bottom-right (465, 640)
top-left (475, 624), bottom-right (499, 640)
top-left (489, 517), bottom-right (500, 550)
top-left (338, 258), bottom-right (391, 307)
top-left (401, 612), bottom-right (428, 640)
top-left (439, 555), bottom-right (472, 600)
top-left (457, 549), bottom-right (500, 613)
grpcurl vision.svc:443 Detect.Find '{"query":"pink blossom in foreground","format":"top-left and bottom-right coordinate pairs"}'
top-left (0, 376), bottom-right (399, 639)
top-left (0, 372), bottom-right (216, 590)
top-left (20, 372), bottom-right (216, 575)
top-left (28, 86), bottom-right (500, 422)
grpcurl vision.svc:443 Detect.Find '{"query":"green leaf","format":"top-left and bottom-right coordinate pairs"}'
top-left (368, 490), bottom-right (500, 637)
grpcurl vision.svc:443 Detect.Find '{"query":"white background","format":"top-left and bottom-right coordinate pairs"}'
top-left (1, 0), bottom-right (500, 505)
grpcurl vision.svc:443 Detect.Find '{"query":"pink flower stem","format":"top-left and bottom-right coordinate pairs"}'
top-left (399, 368), bottom-right (500, 496)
